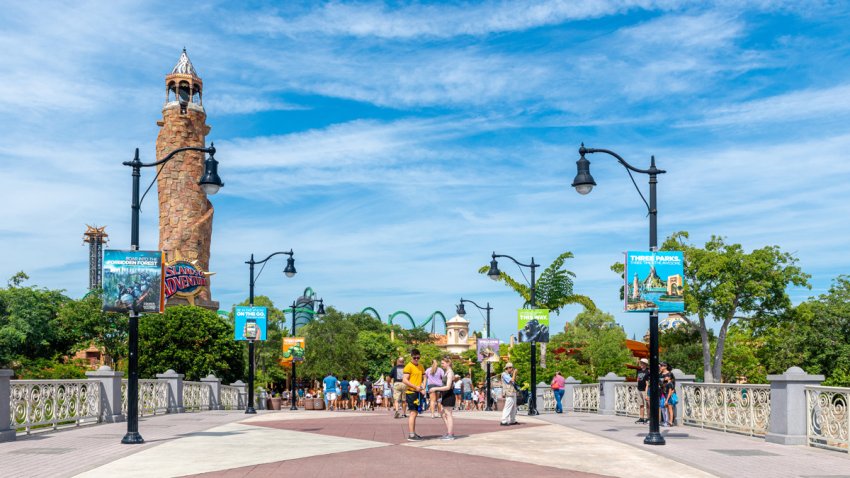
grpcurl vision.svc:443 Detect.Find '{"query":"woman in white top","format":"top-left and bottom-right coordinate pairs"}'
top-left (428, 356), bottom-right (457, 440)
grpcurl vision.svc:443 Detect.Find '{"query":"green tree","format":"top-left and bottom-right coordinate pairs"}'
top-left (659, 326), bottom-right (709, 381)
top-left (231, 295), bottom-right (288, 392)
top-left (564, 309), bottom-right (631, 380)
top-left (0, 273), bottom-right (73, 369)
top-left (300, 308), bottom-right (365, 380)
top-left (720, 325), bottom-right (766, 383)
top-left (57, 289), bottom-right (128, 367)
top-left (661, 232), bottom-right (810, 382)
top-left (479, 251), bottom-right (596, 313)
top-left (138, 306), bottom-right (244, 382)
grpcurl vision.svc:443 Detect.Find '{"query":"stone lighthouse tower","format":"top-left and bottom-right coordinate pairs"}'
top-left (156, 49), bottom-right (217, 309)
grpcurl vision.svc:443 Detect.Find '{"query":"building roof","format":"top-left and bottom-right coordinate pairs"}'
top-left (171, 48), bottom-right (198, 77)
top-left (446, 314), bottom-right (468, 324)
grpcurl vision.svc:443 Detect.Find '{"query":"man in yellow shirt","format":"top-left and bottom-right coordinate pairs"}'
top-left (402, 348), bottom-right (425, 441)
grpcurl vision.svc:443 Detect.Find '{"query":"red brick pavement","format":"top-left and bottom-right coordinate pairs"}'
top-left (247, 414), bottom-right (541, 444)
top-left (185, 443), bottom-right (614, 478)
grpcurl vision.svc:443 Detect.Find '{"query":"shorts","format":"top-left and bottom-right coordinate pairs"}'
top-left (406, 392), bottom-right (423, 412)
top-left (383, 389), bottom-right (392, 398)
top-left (453, 389), bottom-right (461, 396)
top-left (393, 382), bottom-right (406, 402)
top-left (327, 392), bottom-right (337, 401)
top-left (359, 394), bottom-right (366, 400)
top-left (463, 392), bottom-right (472, 401)
top-left (441, 392), bottom-right (456, 408)
top-left (342, 391), bottom-right (350, 399)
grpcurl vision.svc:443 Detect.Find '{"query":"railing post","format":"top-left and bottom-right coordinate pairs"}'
top-left (156, 369), bottom-right (185, 414)
top-left (0, 370), bottom-right (14, 442)
top-left (598, 372), bottom-right (625, 415)
top-left (671, 368), bottom-right (694, 426)
top-left (86, 365), bottom-right (125, 423)
top-left (230, 380), bottom-right (248, 409)
top-left (563, 376), bottom-right (580, 412)
top-left (766, 366), bottom-right (824, 445)
top-left (536, 382), bottom-right (550, 412)
top-left (201, 374), bottom-right (223, 410)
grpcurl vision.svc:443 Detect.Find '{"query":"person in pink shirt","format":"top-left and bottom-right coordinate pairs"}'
top-left (551, 371), bottom-right (566, 414)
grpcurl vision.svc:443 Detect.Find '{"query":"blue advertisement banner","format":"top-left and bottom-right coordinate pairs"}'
top-left (234, 306), bottom-right (268, 341)
top-left (624, 251), bottom-right (685, 313)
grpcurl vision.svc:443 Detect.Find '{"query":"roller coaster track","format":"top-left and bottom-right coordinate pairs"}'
top-left (360, 307), bottom-right (448, 334)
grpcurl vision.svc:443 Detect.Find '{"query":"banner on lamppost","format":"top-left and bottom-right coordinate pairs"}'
top-left (234, 306), bottom-right (268, 341)
top-left (102, 250), bottom-right (164, 314)
top-left (281, 337), bottom-right (305, 364)
top-left (517, 308), bottom-right (550, 343)
top-left (477, 338), bottom-right (500, 362)
top-left (624, 251), bottom-right (685, 313)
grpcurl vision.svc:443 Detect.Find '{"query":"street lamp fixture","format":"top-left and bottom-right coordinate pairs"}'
top-left (456, 298), bottom-right (494, 411)
top-left (571, 142), bottom-right (667, 446)
top-left (120, 144), bottom-right (223, 445)
top-left (245, 250), bottom-right (297, 414)
top-left (486, 252), bottom-right (540, 416)
top-left (288, 296), bottom-right (324, 410)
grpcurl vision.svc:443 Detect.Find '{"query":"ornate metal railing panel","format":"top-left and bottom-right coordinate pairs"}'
top-left (614, 382), bottom-right (641, 417)
top-left (542, 389), bottom-right (556, 412)
top-left (573, 384), bottom-right (599, 412)
top-left (121, 379), bottom-right (168, 417)
top-left (10, 380), bottom-right (101, 434)
top-left (806, 386), bottom-right (849, 453)
top-left (221, 385), bottom-right (242, 410)
top-left (183, 381), bottom-right (211, 412)
top-left (682, 383), bottom-right (770, 436)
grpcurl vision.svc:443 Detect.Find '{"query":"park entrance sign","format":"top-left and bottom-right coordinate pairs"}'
top-left (624, 251), bottom-right (685, 313)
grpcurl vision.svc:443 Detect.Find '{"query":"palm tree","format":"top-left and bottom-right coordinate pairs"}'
top-left (478, 251), bottom-right (596, 314)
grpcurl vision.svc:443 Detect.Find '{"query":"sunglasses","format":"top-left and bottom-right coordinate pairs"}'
top-left (412, 356), bottom-right (420, 359)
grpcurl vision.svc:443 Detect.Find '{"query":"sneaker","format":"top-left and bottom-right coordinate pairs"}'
top-left (635, 418), bottom-right (645, 424)
top-left (441, 434), bottom-right (456, 441)
top-left (500, 422), bottom-right (510, 426)
top-left (407, 433), bottom-right (424, 442)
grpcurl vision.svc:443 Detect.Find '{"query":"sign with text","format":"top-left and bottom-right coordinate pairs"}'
top-left (102, 250), bottom-right (164, 314)
top-left (624, 251), bottom-right (685, 313)
top-left (477, 338), bottom-right (500, 363)
top-left (517, 308), bottom-right (550, 343)
top-left (281, 337), bottom-right (305, 364)
top-left (234, 306), bottom-right (268, 341)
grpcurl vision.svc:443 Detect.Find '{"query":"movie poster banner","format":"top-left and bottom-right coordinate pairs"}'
top-left (517, 309), bottom-right (550, 343)
top-left (102, 250), bottom-right (164, 314)
top-left (234, 306), bottom-right (268, 341)
top-left (477, 338), bottom-right (500, 363)
top-left (624, 251), bottom-right (685, 313)
top-left (281, 337), bottom-right (305, 364)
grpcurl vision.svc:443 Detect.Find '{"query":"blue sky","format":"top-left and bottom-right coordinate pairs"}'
top-left (2, 1), bottom-right (849, 343)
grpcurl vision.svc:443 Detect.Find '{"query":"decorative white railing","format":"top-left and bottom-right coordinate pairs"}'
top-left (614, 382), bottom-right (641, 418)
top-left (221, 385), bottom-right (241, 410)
top-left (806, 386), bottom-right (849, 453)
top-left (10, 380), bottom-right (101, 434)
top-left (682, 383), bottom-right (770, 436)
top-left (183, 381), bottom-right (211, 412)
top-left (121, 379), bottom-right (168, 416)
top-left (542, 389), bottom-right (556, 412)
top-left (573, 384), bottom-right (599, 412)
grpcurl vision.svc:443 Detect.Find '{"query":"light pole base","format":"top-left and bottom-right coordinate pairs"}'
top-left (245, 407), bottom-right (257, 414)
top-left (121, 432), bottom-right (145, 444)
top-left (290, 404), bottom-right (298, 411)
top-left (643, 432), bottom-right (666, 445)
top-left (527, 408), bottom-right (540, 416)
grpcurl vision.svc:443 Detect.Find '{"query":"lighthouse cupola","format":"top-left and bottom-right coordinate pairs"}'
top-left (165, 48), bottom-right (203, 114)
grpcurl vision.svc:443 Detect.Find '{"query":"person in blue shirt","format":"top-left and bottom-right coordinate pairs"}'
top-left (323, 373), bottom-right (339, 411)
top-left (340, 377), bottom-right (350, 410)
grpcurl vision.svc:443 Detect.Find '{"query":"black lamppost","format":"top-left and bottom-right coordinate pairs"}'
top-left (486, 252), bottom-right (540, 416)
top-left (120, 145), bottom-right (223, 444)
top-left (571, 142), bottom-right (667, 446)
top-left (288, 297), bottom-right (325, 410)
top-left (456, 298), bottom-right (494, 411)
top-left (245, 250), bottom-right (297, 414)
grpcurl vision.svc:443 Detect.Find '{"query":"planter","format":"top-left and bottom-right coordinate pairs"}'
top-left (269, 398), bottom-right (282, 410)
top-left (313, 398), bottom-right (325, 410)
top-left (305, 398), bottom-right (315, 410)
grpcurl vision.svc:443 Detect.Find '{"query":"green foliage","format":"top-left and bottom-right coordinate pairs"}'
top-left (659, 326), bottom-right (709, 381)
top-left (57, 289), bottom-right (128, 366)
top-left (16, 357), bottom-right (89, 379)
top-left (563, 309), bottom-right (631, 380)
top-left (138, 306), bottom-right (244, 382)
top-left (479, 251), bottom-right (596, 314)
top-left (661, 231), bottom-right (810, 382)
top-left (0, 273), bottom-right (74, 368)
top-left (232, 295), bottom-right (288, 392)
top-left (300, 308), bottom-right (365, 380)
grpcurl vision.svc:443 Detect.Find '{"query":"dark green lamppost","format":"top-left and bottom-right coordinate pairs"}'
top-left (288, 297), bottom-right (325, 410)
top-left (571, 143), bottom-right (667, 446)
top-left (456, 298), bottom-right (494, 410)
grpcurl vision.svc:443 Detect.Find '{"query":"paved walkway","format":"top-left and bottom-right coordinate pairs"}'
top-left (0, 409), bottom-right (847, 477)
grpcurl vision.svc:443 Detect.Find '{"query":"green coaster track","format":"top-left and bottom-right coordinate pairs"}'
top-left (361, 307), bottom-right (448, 334)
